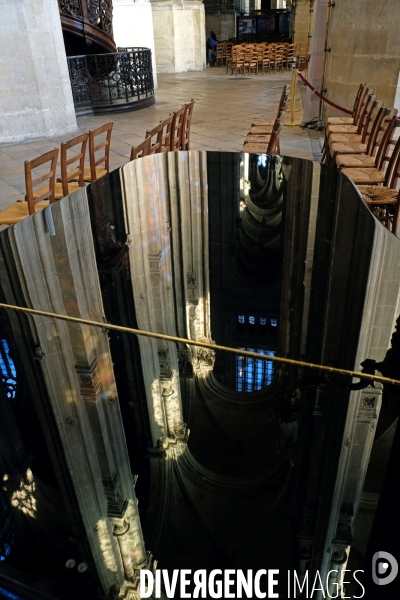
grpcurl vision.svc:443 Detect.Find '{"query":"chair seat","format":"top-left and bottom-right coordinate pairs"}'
top-left (0, 200), bottom-right (49, 225)
top-left (329, 133), bottom-right (363, 145)
top-left (341, 167), bottom-right (386, 184)
top-left (252, 119), bottom-right (275, 126)
top-left (250, 126), bottom-right (274, 134)
top-left (330, 142), bottom-right (368, 155)
top-left (246, 134), bottom-right (272, 143)
top-left (34, 181), bottom-right (81, 201)
top-left (327, 117), bottom-right (354, 125)
top-left (327, 124), bottom-right (358, 134)
top-left (242, 143), bottom-right (269, 153)
top-left (335, 154), bottom-right (375, 169)
top-left (358, 185), bottom-right (398, 204)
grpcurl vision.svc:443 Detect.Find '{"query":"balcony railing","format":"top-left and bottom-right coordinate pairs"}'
top-left (67, 49), bottom-right (155, 114)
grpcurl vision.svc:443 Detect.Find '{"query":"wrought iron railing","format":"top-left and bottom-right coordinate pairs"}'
top-left (67, 49), bottom-right (155, 113)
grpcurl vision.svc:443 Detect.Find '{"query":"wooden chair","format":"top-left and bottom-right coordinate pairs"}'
top-left (245, 48), bottom-right (259, 75)
top-left (182, 100), bottom-right (195, 151)
top-left (341, 128), bottom-right (400, 187)
top-left (145, 121), bottom-right (164, 154)
top-left (130, 136), bottom-right (152, 160)
top-left (88, 122), bottom-right (113, 181)
top-left (215, 43), bottom-right (225, 67)
top-left (327, 83), bottom-right (368, 126)
top-left (159, 115), bottom-right (174, 152)
top-left (362, 188), bottom-right (400, 234)
top-left (230, 50), bottom-right (246, 76)
top-left (145, 115), bottom-right (174, 154)
top-left (171, 105), bottom-right (186, 150)
top-left (335, 108), bottom-right (396, 169)
top-left (326, 95), bottom-right (377, 165)
top-left (0, 149), bottom-right (59, 225)
top-left (57, 132), bottom-right (89, 198)
top-left (242, 120), bottom-right (283, 154)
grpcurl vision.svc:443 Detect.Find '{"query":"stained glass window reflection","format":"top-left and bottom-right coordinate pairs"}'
top-left (236, 348), bottom-right (275, 392)
top-left (0, 340), bottom-right (17, 400)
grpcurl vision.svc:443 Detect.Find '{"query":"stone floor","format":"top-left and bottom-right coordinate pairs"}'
top-left (0, 68), bottom-right (321, 213)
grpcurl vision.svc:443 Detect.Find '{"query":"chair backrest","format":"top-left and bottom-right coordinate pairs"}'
top-left (375, 117), bottom-right (400, 171)
top-left (182, 100), bottom-right (195, 151)
top-left (267, 121), bottom-right (283, 155)
top-left (351, 83), bottom-right (367, 118)
top-left (145, 121), bottom-right (164, 154)
top-left (365, 105), bottom-right (391, 155)
top-left (385, 129), bottom-right (400, 188)
top-left (25, 149), bottom-right (59, 214)
top-left (354, 87), bottom-right (374, 128)
top-left (355, 93), bottom-right (375, 135)
top-left (130, 136), bottom-right (151, 161)
top-left (359, 99), bottom-right (382, 143)
top-left (391, 190), bottom-right (400, 235)
top-left (89, 121), bottom-right (113, 181)
top-left (60, 132), bottom-right (89, 196)
top-left (170, 105), bottom-right (186, 151)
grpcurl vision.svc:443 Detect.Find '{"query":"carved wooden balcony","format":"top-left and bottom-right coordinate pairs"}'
top-left (59, 0), bottom-right (116, 55)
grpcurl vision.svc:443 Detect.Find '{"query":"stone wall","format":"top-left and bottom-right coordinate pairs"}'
top-left (0, 0), bottom-right (77, 144)
top-left (293, 0), bottom-right (311, 44)
top-left (205, 13), bottom-right (235, 42)
top-left (151, 0), bottom-right (206, 73)
top-left (324, 0), bottom-right (400, 116)
top-left (112, 0), bottom-right (158, 88)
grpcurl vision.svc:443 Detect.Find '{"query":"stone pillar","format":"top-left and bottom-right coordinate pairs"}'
top-left (302, 0), bottom-right (329, 124)
top-left (293, 0), bottom-right (311, 45)
top-left (151, 0), bottom-right (206, 73)
top-left (112, 0), bottom-right (158, 88)
top-left (0, 0), bottom-right (77, 144)
top-left (324, 0), bottom-right (400, 117)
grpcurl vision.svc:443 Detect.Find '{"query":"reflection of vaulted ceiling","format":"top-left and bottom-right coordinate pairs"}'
top-left (1, 151), bottom-right (400, 598)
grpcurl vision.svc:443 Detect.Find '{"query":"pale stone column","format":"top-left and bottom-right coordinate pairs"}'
top-left (293, 0), bottom-right (311, 45)
top-left (0, 0), bottom-right (77, 143)
top-left (302, 0), bottom-right (329, 125)
top-left (151, 0), bottom-right (206, 73)
top-left (112, 0), bottom-right (158, 88)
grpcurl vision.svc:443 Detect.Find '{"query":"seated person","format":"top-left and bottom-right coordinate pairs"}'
top-left (206, 31), bottom-right (218, 67)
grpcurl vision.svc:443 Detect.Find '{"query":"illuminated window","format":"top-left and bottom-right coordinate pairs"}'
top-left (0, 340), bottom-right (17, 400)
top-left (238, 315), bottom-right (245, 324)
top-left (248, 316), bottom-right (255, 325)
top-left (236, 348), bottom-right (275, 392)
top-left (270, 319), bottom-right (278, 327)
top-left (260, 317), bottom-right (267, 325)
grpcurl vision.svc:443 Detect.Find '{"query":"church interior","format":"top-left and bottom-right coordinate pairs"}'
top-left (1, 2), bottom-right (400, 600)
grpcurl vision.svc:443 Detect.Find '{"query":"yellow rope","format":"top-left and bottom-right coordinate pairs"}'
top-left (0, 302), bottom-right (398, 386)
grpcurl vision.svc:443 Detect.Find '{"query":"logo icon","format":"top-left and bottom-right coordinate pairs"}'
top-left (372, 551), bottom-right (399, 586)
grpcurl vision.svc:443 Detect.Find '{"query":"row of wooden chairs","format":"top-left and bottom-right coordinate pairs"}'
top-left (241, 85), bottom-right (288, 154)
top-left (130, 100), bottom-right (195, 160)
top-left (0, 123), bottom-right (113, 225)
top-left (323, 83), bottom-right (400, 234)
top-left (221, 42), bottom-right (307, 74)
top-left (228, 45), bottom-right (297, 76)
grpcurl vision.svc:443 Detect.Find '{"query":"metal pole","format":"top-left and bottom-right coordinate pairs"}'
top-left (0, 302), bottom-right (399, 387)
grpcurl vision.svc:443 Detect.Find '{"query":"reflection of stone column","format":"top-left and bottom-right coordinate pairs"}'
top-left (151, 0), bottom-right (206, 73)
top-left (112, 0), bottom-right (158, 88)
top-left (113, 520), bottom-right (135, 580)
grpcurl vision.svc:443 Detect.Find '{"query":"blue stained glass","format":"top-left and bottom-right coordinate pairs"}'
top-left (0, 340), bottom-right (17, 399)
top-left (236, 348), bottom-right (275, 392)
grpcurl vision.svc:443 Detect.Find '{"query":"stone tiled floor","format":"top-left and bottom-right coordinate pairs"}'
top-left (0, 68), bottom-right (320, 213)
